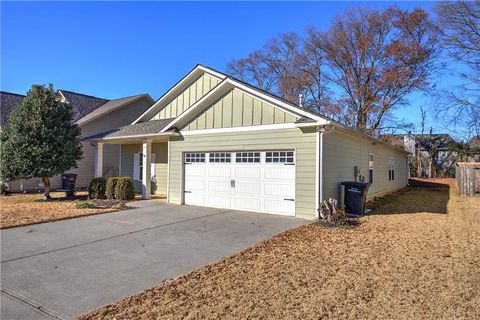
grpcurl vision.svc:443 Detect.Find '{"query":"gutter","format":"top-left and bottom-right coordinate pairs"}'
top-left (86, 130), bottom-right (179, 144)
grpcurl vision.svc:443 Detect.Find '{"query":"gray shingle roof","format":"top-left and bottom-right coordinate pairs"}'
top-left (59, 90), bottom-right (109, 121)
top-left (83, 118), bottom-right (175, 141)
top-left (76, 94), bottom-right (149, 125)
top-left (1, 91), bottom-right (25, 126)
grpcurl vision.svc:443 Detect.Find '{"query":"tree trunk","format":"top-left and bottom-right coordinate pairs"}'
top-left (416, 149), bottom-right (422, 178)
top-left (42, 176), bottom-right (51, 201)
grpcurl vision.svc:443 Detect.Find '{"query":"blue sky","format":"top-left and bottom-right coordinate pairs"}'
top-left (2, 1), bottom-right (461, 136)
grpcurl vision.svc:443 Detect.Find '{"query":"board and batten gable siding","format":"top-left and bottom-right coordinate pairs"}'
top-left (322, 129), bottom-right (408, 204)
top-left (182, 89), bottom-right (300, 131)
top-left (120, 143), bottom-right (168, 195)
top-left (168, 127), bottom-right (317, 219)
top-left (152, 73), bottom-right (221, 121)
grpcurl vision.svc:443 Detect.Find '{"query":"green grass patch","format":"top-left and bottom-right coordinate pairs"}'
top-left (75, 202), bottom-right (96, 209)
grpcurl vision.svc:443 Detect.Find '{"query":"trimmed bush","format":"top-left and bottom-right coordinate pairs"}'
top-left (114, 177), bottom-right (135, 200)
top-left (75, 202), bottom-right (96, 209)
top-left (88, 177), bottom-right (106, 199)
top-left (106, 177), bottom-right (120, 199)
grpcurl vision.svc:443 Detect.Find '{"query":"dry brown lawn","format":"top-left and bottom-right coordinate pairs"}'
top-left (78, 179), bottom-right (480, 320)
top-left (0, 192), bottom-right (130, 229)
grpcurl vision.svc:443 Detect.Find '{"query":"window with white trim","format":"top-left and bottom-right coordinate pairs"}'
top-left (388, 158), bottom-right (395, 181)
top-left (265, 151), bottom-right (294, 163)
top-left (185, 153), bottom-right (205, 163)
top-left (209, 152), bottom-right (231, 163)
top-left (236, 152), bottom-right (260, 163)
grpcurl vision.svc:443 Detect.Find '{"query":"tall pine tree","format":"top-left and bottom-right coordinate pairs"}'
top-left (0, 85), bottom-right (82, 200)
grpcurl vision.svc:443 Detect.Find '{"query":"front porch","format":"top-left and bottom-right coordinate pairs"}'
top-left (95, 140), bottom-right (169, 200)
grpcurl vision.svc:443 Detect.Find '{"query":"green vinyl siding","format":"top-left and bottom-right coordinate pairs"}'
top-left (152, 73), bottom-right (221, 120)
top-left (183, 88), bottom-right (299, 130)
top-left (120, 142), bottom-right (168, 195)
top-left (322, 129), bottom-right (408, 204)
top-left (168, 127), bottom-right (317, 219)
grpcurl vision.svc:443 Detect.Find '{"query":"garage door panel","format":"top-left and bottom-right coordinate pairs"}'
top-left (264, 183), bottom-right (295, 198)
top-left (185, 180), bottom-right (205, 191)
top-left (208, 166), bottom-right (231, 178)
top-left (234, 167), bottom-right (261, 179)
top-left (234, 197), bottom-right (261, 211)
top-left (185, 193), bottom-right (205, 206)
top-left (264, 166), bottom-right (295, 180)
top-left (264, 199), bottom-right (295, 215)
top-left (185, 165), bottom-right (206, 177)
top-left (207, 195), bottom-right (232, 209)
top-left (207, 180), bottom-right (232, 193)
top-left (235, 181), bottom-right (261, 194)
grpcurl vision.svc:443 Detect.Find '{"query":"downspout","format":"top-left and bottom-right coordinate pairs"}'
top-left (317, 124), bottom-right (335, 219)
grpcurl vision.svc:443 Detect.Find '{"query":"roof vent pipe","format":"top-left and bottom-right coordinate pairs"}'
top-left (298, 93), bottom-right (304, 108)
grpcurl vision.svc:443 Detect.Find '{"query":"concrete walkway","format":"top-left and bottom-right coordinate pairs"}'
top-left (1, 203), bottom-right (308, 319)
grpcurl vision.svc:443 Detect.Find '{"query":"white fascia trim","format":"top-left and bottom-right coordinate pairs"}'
top-left (228, 79), bottom-right (328, 123)
top-left (181, 123), bottom-right (302, 136)
top-left (315, 130), bottom-right (320, 219)
top-left (132, 66), bottom-right (226, 125)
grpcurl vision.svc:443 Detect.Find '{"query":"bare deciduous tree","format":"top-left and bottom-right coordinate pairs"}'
top-left (435, 0), bottom-right (480, 136)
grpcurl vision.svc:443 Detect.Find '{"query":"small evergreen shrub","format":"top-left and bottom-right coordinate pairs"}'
top-left (88, 177), bottom-right (106, 199)
top-left (114, 177), bottom-right (135, 200)
top-left (106, 177), bottom-right (120, 199)
top-left (75, 202), bottom-right (96, 209)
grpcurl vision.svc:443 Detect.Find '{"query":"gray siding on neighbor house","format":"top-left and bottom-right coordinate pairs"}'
top-left (322, 128), bottom-right (408, 204)
top-left (152, 73), bottom-right (221, 120)
top-left (120, 142), bottom-right (168, 196)
top-left (6, 96), bottom-right (153, 192)
top-left (168, 127), bottom-right (317, 219)
top-left (182, 89), bottom-right (299, 131)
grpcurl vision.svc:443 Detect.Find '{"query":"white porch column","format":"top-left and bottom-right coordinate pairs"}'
top-left (95, 142), bottom-right (104, 178)
top-left (142, 140), bottom-right (152, 199)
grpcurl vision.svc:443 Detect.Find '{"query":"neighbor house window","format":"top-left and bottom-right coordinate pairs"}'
top-left (368, 153), bottom-right (374, 184)
top-left (388, 158), bottom-right (395, 181)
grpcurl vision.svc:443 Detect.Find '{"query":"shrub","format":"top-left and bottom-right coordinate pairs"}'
top-left (75, 202), bottom-right (96, 209)
top-left (88, 177), bottom-right (106, 199)
top-left (106, 177), bottom-right (120, 199)
top-left (319, 198), bottom-right (353, 227)
top-left (114, 177), bottom-right (135, 200)
top-left (0, 182), bottom-right (9, 196)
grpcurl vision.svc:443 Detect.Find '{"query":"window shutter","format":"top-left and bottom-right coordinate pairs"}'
top-left (133, 153), bottom-right (140, 180)
top-left (151, 153), bottom-right (156, 180)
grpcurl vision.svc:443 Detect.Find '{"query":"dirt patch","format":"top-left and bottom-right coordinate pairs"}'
top-left (77, 179), bottom-right (480, 320)
top-left (0, 192), bottom-right (131, 229)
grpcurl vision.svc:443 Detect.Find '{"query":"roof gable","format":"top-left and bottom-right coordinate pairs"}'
top-left (132, 65), bottom-right (226, 124)
top-left (58, 90), bottom-right (109, 121)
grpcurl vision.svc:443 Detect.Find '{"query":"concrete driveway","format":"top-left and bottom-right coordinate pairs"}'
top-left (0, 203), bottom-right (308, 320)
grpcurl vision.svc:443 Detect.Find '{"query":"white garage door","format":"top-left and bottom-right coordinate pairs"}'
top-left (184, 151), bottom-right (295, 216)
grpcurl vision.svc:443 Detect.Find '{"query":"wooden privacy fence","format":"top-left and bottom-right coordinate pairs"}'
top-left (456, 162), bottom-right (480, 196)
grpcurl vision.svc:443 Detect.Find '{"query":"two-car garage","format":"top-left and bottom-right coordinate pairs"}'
top-left (184, 150), bottom-right (296, 216)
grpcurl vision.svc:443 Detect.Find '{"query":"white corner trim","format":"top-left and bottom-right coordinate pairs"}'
top-left (132, 65), bottom-right (226, 125)
top-left (181, 123), bottom-right (303, 136)
top-left (315, 130), bottom-right (320, 219)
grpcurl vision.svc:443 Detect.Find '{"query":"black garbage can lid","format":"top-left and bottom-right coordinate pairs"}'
top-left (341, 181), bottom-right (369, 187)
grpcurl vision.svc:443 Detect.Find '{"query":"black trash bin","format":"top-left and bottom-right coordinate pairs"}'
top-left (341, 181), bottom-right (370, 216)
top-left (61, 173), bottom-right (77, 197)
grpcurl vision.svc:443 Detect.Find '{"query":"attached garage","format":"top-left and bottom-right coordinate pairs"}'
top-left (184, 151), bottom-right (296, 215)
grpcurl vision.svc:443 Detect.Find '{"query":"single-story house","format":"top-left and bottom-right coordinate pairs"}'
top-left (85, 65), bottom-right (409, 219)
top-left (0, 90), bottom-right (154, 192)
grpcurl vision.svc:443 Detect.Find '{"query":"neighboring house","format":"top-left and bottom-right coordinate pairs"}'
top-left (382, 134), bottom-right (457, 177)
top-left (85, 65), bottom-right (408, 220)
top-left (467, 136), bottom-right (480, 162)
top-left (0, 90), bottom-right (154, 192)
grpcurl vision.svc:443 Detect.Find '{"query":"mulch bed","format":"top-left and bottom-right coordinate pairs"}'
top-left (77, 178), bottom-right (480, 320)
top-left (0, 192), bottom-right (131, 229)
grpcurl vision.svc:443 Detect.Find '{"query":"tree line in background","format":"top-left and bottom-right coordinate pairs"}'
top-left (227, 1), bottom-right (479, 139)
top-left (227, 1), bottom-right (480, 178)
